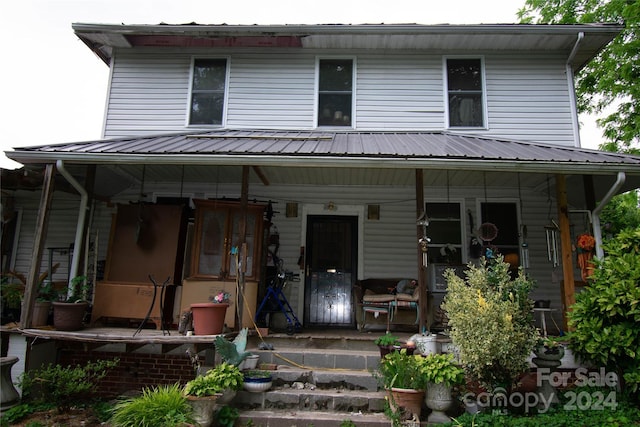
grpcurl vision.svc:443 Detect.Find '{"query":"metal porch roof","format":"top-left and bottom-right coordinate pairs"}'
top-left (8, 129), bottom-right (640, 174)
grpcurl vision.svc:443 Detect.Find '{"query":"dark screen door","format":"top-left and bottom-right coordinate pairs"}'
top-left (304, 215), bottom-right (357, 327)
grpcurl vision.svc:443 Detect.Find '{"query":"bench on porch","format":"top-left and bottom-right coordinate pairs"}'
top-left (354, 278), bottom-right (420, 331)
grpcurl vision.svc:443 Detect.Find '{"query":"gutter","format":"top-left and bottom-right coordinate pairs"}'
top-left (592, 171), bottom-right (626, 258)
top-left (566, 32), bottom-right (584, 148)
top-left (56, 160), bottom-right (89, 295)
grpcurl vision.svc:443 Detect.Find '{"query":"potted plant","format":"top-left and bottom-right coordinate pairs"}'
top-left (374, 333), bottom-right (416, 358)
top-left (242, 369), bottom-right (273, 393)
top-left (373, 349), bottom-right (428, 420)
top-left (4, 264), bottom-right (60, 327)
top-left (421, 353), bottom-right (465, 423)
top-left (183, 362), bottom-right (243, 427)
top-left (52, 275), bottom-right (90, 331)
top-left (533, 336), bottom-right (565, 361)
top-left (190, 290), bottom-right (231, 335)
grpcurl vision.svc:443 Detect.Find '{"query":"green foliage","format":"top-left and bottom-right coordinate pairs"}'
top-left (447, 401), bottom-right (640, 426)
top-left (373, 349), bottom-right (429, 390)
top-left (420, 353), bottom-right (465, 387)
top-left (568, 228), bottom-right (640, 395)
top-left (110, 383), bottom-right (194, 427)
top-left (18, 359), bottom-right (118, 412)
top-left (443, 257), bottom-right (539, 392)
top-left (0, 402), bottom-right (54, 427)
top-left (600, 191), bottom-right (640, 238)
top-left (518, 0), bottom-right (640, 153)
top-left (61, 275), bottom-right (90, 303)
top-left (215, 405), bottom-right (240, 427)
top-left (374, 332), bottom-right (400, 347)
top-left (340, 419), bottom-right (357, 427)
top-left (183, 362), bottom-right (244, 396)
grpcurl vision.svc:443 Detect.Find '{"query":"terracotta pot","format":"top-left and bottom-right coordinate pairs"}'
top-left (31, 301), bottom-right (52, 327)
top-left (190, 303), bottom-right (228, 335)
top-left (388, 387), bottom-right (424, 419)
top-left (52, 301), bottom-right (88, 331)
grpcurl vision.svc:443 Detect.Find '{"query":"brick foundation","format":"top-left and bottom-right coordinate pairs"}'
top-left (58, 347), bottom-right (196, 398)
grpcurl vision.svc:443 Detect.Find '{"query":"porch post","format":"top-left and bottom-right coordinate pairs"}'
top-left (555, 174), bottom-right (576, 332)
top-left (236, 165), bottom-right (250, 330)
top-left (21, 164), bottom-right (56, 329)
top-left (415, 169), bottom-right (427, 333)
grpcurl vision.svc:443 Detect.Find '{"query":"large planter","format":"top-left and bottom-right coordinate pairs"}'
top-left (186, 394), bottom-right (221, 427)
top-left (52, 301), bottom-right (89, 331)
top-left (388, 387), bottom-right (424, 419)
top-left (190, 303), bottom-right (228, 335)
top-left (31, 301), bottom-right (52, 327)
top-left (425, 382), bottom-right (453, 423)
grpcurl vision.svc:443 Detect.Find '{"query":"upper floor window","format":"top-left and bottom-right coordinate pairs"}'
top-left (318, 59), bottom-right (353, 127)
top-left (446, 58), bottom-right (484, 128)
top-left (189, 59), bottom-right (227, 125)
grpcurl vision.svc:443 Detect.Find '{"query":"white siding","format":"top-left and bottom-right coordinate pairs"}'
top-left (104, 48), bottom-right (576, 146)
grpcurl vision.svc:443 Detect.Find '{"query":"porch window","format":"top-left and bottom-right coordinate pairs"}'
top-left (446, 58), bottom-right (484, 128)
top-left (425, 202), bottom-right (463, 264)
top-left (189, 58), bottom-right (227, 125)
top-left (317, 59), bottom-right (353, 127)
top-left (480, 202), bottom-right (519, 265)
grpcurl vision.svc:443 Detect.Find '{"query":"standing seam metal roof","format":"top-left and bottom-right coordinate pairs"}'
top-left (11, 130), bottom-right (640, 166)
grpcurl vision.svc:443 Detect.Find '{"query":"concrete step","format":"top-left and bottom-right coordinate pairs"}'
top-left (236, 409), bottom-right (393, 427)
top-left (248, 348), bottom-right (382, 372)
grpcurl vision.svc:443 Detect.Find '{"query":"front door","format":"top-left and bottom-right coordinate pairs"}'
top-left (304, 215), bottom-right (357, 328)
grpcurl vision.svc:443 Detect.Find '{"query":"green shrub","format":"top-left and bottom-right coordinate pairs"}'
top-left (110, 383), bottom-right (194, 427)
top-left (215, 405), bottom-right (239, 427)
top-left (184, 362), bottom-right (244, 396)
top-left (18, 359), bottom-right (118, 412)
top-left (443, 256), bottom-right (538, 392)
top-left (568, 228), bottom-right (640, 397)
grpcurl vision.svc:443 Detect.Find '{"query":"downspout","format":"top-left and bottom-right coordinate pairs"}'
top-left (592, 172), bottom-right (626, 258)
top-left (56, 160), bottom-right (88, 295)
top-left (566, 32), bottom-right (584, 147)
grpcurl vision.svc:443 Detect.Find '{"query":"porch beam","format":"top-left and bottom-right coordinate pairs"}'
top-left (21, 164), bottom-right (56, 329)
top-left (252, 166), bottom-right (270, 186)
top-left (555, 174), bottom-right (576, 332)
top-left (415, 169), bottom-right (427, 333)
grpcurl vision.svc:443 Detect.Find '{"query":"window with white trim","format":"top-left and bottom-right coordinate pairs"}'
top-left (189, 59), bottom-right (227, 125)
top-left (446, 58), bottom-right (484, 128)
top-left (318, 59), bottom-right (353, 127)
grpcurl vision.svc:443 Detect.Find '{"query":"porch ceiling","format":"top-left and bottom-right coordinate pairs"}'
top-left (5, 130), bottom-right (639, 206)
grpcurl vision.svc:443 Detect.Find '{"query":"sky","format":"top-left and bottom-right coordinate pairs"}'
top-left (0, 0), bottom-right (605, 169)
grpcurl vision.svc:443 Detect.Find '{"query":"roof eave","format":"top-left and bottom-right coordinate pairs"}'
top-left (7, 151), bottom-right (639, 176)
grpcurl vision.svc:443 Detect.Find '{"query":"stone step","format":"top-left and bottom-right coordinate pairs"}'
top-left (247, 348), bottom-right (382, 372)
top-left (235, 387), bottom-right (387, 413)
top-left (248, 366), bottom-right (380, 392)
top-left (247, 330), bottom-right (397, 352)
top-left (237, 409), bottom-right (393, 427)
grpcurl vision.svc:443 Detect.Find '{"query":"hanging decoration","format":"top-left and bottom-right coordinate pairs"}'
top-left (417, 211), bottom-right (430, 268)
top-left (576, 233), bottom-right (596, 281)
top-left (544, 176), bottom-right (560, 267)
top-left (517, 173), bottom-right (529, 271)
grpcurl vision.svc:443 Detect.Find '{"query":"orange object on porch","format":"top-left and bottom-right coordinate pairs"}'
top-left (577, 251), bottom-right (595, 281)
top-left (191, 303), bottom-right (228, 335)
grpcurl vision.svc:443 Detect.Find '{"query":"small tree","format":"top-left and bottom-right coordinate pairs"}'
top-left (443, 256), bottom-right (539, 392)
top-left (568, 228), bottom-right (640, 398)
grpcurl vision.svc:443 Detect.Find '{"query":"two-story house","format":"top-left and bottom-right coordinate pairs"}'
top-left (5, 23), bottom-right (640, 338)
